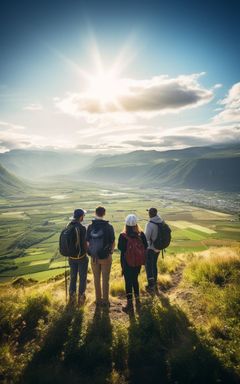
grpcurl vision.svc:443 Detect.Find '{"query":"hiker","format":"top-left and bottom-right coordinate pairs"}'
top-left (145, 207), bottom-right (163, 294)
top-left (67, 208), bottom-right (88, 305)
top-left (118, 214), bottom-right (148, 313)
top-left (86, 206), bottom-right (115, 308)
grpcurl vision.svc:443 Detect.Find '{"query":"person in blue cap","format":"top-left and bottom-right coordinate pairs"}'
top-left (68, 208), bottom-right (88, 305)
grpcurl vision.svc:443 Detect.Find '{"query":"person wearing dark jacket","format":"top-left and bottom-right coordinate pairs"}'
top-left (68, 208), bottom-right (88, 306)
top-left (118, 214), bottom-right (148, 313)
top-left (86, 206), bottom-right (115, 307)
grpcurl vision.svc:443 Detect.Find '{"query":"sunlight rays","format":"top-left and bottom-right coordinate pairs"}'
top-left (53, 33), bottom-right (136, 110)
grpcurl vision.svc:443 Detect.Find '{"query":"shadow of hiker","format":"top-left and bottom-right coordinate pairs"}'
top-left (19, 305), bottom-right (83, 384)
top-left (78, 306), bottom-right (113, 383)
top-left (20, 305), bottom-right (113, 384)
top-left (127, 296), bottom-right (238, 384)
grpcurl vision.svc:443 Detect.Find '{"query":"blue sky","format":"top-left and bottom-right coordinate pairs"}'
top-left (0, 0), bottom-right (239, 152)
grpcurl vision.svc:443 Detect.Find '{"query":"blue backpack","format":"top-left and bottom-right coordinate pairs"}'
top-left (88, 226), bottom-right (111, 259)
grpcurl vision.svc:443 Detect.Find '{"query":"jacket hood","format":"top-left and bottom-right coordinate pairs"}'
top-left (92, 219), bottom-right (109, 226)
top-left (149, 215), bottom-right (163, 224)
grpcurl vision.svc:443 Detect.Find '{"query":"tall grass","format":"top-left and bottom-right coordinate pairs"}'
top-left (184, 252), bottom-right (240, 286)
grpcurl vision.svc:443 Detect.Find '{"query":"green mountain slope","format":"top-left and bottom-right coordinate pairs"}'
top-left (140, 157), bottom-right (240, 191)
top-left (0, 163), bottom-right (26, 196)
top-left (82, 144), bottom-right (240, 191)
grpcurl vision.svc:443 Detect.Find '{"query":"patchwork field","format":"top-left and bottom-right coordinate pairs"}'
top-left (0, 182), bottom-right (239, 283)
top-left (0, 182), bottom-right (240, 383)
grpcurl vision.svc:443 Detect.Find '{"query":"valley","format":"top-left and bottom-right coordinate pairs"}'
top-left (0, 148), bottom-right (240, 383)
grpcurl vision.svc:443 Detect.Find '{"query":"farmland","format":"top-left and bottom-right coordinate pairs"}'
top-left (0, 182), bottom-right (240, 383)
top-left (0, 182), bottom-right (239, 283)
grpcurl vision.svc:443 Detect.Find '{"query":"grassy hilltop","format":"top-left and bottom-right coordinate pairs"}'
top-left (1, 247), bottom-right (240, 383)
top-left (0, 180), bottom-right (240, 383)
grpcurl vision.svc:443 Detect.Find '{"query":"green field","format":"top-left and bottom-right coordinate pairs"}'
top-left (0, 182), bottom-right (239, 283)
top-left (1, 182), bottom-right (240, 383)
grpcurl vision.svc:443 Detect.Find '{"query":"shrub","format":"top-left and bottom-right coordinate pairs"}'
top-left (184, 253), bottom-right (240, 286)
top-left (158, 273), bottom-right (172, 290)
top-left (158, 254), bottom-right (182, 274)
top-left (19, 294), bottom-right (51, 343)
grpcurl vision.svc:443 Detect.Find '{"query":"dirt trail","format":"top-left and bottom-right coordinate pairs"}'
top-left (50, 262), bottom-right (187, 321)
top-left (163, 263), bottom-right (186, 296)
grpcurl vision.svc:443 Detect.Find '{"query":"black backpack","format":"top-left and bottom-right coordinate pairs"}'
top-left (59, 223), bottom-right (81, 257)
top-left (150, 221), bottom-right (171, 251)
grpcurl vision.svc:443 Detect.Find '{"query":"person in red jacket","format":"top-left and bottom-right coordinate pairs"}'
top-left (118, 214), bottom-right (148, 314)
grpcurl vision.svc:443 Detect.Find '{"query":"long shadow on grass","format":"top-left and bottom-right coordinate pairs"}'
top-left (127, 296), bottom-right (238, 384)
top-left (19, 305), bottom-right (78, 384)
top-left (20, 305), bottom-right (113, 384)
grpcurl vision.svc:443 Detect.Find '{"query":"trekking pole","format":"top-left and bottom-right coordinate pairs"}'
top-left (65, 257), bottom-right (68, 304)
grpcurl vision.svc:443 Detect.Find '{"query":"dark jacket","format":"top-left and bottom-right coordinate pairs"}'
top-left (86, 219), bottom-right (115, 246)
top-left (70, 220), bottom-right (87, 256)
top-left (118, 231), bottom-right (148, 269)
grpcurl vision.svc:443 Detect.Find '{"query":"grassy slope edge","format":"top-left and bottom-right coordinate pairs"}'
top-left (0, 246), bottom-right (239, 384)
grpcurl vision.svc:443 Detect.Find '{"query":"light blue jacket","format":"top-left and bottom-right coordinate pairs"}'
top-left (144, 215), bottom-right (163, 251)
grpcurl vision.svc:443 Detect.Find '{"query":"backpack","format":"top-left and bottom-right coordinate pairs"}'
top-left (150, 221), bottom-right (171, 250)
top-left (124, 234), bottom-right (146, 267)
top-left (88, 226), bottom-right (111, 259)
top-left (59, 223), bottom-right (81, 257)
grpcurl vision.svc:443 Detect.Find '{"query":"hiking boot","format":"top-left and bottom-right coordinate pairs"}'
top-left (122, 300), bottom-right (134, 314)
top-left (154, 285), bottom-right (160, 296)
top-left (78, 293), bottom-right (86, 306)
top-left (145, 284), bottom-right (155, 295)
top-left (101, 300), bottom-right (110, 310)
top-left (95, 300), bottom-right (102, 308)
top-left (135, 298), bottom-right (141, 313)
top-left (69, 293), bottom-right (76, 306)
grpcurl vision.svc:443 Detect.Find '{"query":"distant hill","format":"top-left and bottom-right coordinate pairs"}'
top-left (0, 150), bottom-right (94, 180)
top-left (1, 144), bottom-right (240, 191)
top-left (0, 163), bottom-right (27, 196)
top-left (140, 157), bottom-right (240, 191)
top-left (80, 144), bottom-right (240, 192)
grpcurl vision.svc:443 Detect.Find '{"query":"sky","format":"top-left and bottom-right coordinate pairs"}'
top-left (0, 0), bottom-right (239, 153)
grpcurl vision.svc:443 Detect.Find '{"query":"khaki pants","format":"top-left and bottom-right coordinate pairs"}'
top-left (91, 259), bottom-right (112, 302)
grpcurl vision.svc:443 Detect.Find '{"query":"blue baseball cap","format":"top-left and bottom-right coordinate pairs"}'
top-left (70, 208), bottom-right (87, 220)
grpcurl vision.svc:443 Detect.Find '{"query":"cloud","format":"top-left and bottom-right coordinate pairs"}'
top-left (23, 103), bottom-right (43, 111)
top-left (0, 121), bottom-right (54, 152)
top-left (55, 73), bottom-right (213, 119)
top-left (2, 82), bottom-right (239, 154)
top-left (213, 83), bottom-right (223, 89)
top-left (213, 82), bottom-right (240, 124)
top-left (0, 121), bottom-right (32, 152)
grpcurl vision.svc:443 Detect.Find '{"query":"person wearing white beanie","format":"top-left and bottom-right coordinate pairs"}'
top-left (118, 214), bottom-right (148, 314)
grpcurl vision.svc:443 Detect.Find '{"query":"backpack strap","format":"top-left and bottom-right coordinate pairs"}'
top-left (75, 227), bottom-right (80, 256)
top-left (150, 221), bottom-right (163, 226)
top-left (72, 222), bottom-right (83, 257)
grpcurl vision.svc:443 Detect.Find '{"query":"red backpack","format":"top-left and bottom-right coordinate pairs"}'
top-left (123, 233), bottom-right (146, 267)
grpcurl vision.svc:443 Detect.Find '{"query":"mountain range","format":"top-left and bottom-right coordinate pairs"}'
top-left (0, 144), bottom-right (239, 193)
top-left (0, 163), bottom-right (26, 196)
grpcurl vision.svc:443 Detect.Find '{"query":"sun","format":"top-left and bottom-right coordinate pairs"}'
top-left (87, 71), bottom-right (123, 104)
top-left (56, 36), bottom-right (135, 109)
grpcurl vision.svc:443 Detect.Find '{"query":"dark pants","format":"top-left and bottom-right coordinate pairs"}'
top-left (145, 249), bottom-right (159, 287)
top-left (123, 263), bottom-right (141, 300)
top-left (69, 256), bottom-right (89, 296)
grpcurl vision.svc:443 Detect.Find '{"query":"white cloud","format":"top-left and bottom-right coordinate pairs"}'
top-left (55, 73), bottom-right (213, 119)
top-left (0, 121), bottom-right (64, 152)
top-left (23, 103), bottom-right (43, 111)
top-left (1, 81), bottom-right (240, 154)
top-left (213, 82), bottom-right (240, 124)
top-left (213, 83), bottom-right (223, 89)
